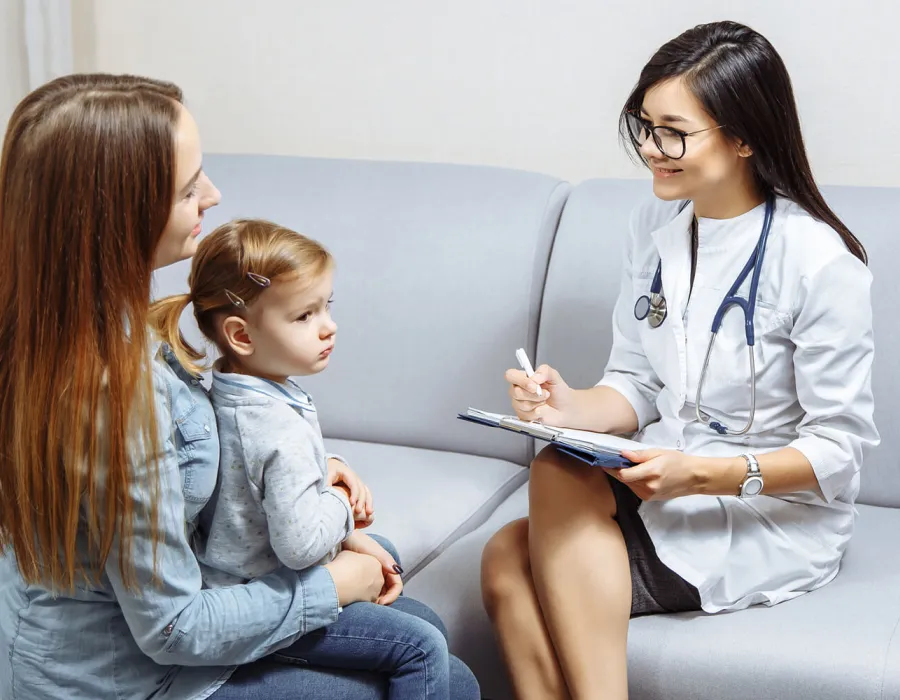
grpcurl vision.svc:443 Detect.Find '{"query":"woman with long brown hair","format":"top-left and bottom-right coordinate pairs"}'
top-left (0, 74), bottom-right (478, 700)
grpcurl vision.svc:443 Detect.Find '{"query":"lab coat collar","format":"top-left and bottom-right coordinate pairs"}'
top-left (650, 200), bottom-right (695, 324)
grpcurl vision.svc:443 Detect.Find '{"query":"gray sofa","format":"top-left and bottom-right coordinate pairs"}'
top-left (155, 155), bottom-right (900, 700)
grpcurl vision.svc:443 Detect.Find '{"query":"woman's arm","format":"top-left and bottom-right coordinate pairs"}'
top-left (563, 385), bottom-right (642, 435)
top-left (590, 210), bottom-right (664, 435)
top-left (699, 255), bottom-right (879, 499)
top-left (691, 447), bottom-right (816, 495)
top-left (781, 255), bottom-right (879, 501)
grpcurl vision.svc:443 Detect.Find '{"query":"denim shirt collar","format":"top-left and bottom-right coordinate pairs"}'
top-left (211, 362), bottom-right (316, 414)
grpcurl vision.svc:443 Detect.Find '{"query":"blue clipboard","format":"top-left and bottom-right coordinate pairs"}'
top-left (457, 412), bottom-right (637, 468)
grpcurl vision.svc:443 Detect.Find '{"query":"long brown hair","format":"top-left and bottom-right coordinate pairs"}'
top-left (152, 219), bottom-right (333, 374)
top-left (0, 74), bottom-right (184, 590)
top-left (620, 21), bottom-right (867, 263)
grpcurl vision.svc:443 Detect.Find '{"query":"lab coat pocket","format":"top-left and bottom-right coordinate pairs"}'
top-left (706, 300), bottom-right (791, 389)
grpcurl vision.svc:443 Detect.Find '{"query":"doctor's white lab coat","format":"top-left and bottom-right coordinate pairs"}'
top-left (598, 197), bottom-right (879, 612)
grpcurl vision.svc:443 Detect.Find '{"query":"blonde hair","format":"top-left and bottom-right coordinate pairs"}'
top-left (0, 74), bottom-right (183, 591)
top-left (151, 218), bottom-right (334, 373)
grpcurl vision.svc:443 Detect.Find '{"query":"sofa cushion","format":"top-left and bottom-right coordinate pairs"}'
top-left (327, 439), bottom-right (528, 576)
top-left (407, 483), bottom-right (900, 700)
top-left (405, 483), bottom-right (529, 700)
top-left (154, 155), bottom-right (570, 466)
top-left (625, 501), bottom-right (900, 700)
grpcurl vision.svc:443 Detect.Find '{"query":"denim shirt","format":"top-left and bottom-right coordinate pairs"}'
top-left (0, 342), bottom-right (340, 700)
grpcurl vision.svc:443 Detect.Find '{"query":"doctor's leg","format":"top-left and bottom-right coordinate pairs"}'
top-left (528, 445), bottom-right (632, 700)
top-left (482, 517), bottom-right (571, 700)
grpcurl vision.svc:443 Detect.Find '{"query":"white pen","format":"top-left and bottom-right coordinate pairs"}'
top-left (515, 348), bottom-right (543, 397)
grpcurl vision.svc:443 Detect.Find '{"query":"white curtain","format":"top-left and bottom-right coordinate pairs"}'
top-left (23, 0), bottom-right (73, 89)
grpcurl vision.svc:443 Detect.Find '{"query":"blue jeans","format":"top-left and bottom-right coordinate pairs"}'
top-left (210, 538), bottom-right (479, 700)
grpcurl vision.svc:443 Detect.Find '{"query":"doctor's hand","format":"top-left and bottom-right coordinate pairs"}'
top-left (505, 364), bottom-right (575, 426)
top-left (610, 449), bottom-right (702, 501)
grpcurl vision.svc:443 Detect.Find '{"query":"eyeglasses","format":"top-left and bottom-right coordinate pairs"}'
top-left (625, 111), bottom-right (725, 160)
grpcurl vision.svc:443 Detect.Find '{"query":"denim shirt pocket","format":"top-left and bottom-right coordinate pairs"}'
top-left (172, 395), bottom-right (220, 521)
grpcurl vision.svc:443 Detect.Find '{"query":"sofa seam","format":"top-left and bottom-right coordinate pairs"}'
top-left (526, 180), bottom-right (572, 464)
top-left (880, 608), bottom-right (900, 699)
top-left (404, 468), bottom-right (529, 581)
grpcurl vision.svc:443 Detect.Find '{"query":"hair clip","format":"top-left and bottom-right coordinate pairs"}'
top-left (247, 272), bottom-right (271, 287)
top-left (224, 289), bottom-right (245, 307)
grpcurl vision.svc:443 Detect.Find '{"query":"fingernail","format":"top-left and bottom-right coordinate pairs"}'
top-left (392, 564), bottom-right (404, 575)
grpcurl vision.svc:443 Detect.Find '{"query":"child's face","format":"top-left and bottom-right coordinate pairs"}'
top-left (241, 270), bottom-right (337, 381)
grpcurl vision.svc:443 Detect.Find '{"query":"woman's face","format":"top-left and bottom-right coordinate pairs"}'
top-left (637, 77), bottom-right (751, 208)
top-left (153, 105), bottom-right (221, 270)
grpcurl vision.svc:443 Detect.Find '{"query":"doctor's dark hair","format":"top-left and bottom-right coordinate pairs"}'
top-left (620, 21), bottom-right (867, 264)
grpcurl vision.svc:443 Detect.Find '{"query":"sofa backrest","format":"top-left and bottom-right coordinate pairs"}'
top-left (538, 179), bottom-right (900, 507)
top-left (153, 155), bottom-right (569, 465)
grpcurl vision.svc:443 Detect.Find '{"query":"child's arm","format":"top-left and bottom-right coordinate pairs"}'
top-left (238, 402), bottom-right (355, 571)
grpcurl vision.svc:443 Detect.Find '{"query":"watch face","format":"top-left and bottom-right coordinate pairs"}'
top-left (744, 476), bottom-right (764, 496)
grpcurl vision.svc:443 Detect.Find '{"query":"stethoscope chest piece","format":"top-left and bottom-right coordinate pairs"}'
top-left (633, 295), bottom-right (651, 321)
top-left (634, 293), bottom-right (667, 328)
top-left (647, 294), bottom-right (667, 328)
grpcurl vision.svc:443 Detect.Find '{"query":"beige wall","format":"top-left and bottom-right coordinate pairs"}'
top-left (57, 0), bottom-right (900, 187)
top-left (0, 0), bottom-right (29, 133)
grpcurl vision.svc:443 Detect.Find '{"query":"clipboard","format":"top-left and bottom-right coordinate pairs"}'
top-left (457, 408), bottom-right (647, 468)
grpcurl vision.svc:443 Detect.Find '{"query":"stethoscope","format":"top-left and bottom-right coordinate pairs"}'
top-left (633, 195), bottom-right (776, 435)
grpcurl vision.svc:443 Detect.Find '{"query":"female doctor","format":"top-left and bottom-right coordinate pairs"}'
top-left (481, 20), bottom-right (879, 700)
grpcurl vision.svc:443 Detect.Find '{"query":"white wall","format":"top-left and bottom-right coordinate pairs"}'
top-left (66, 0), bottom-right (900, 187)
top-left (0, 0), bottom-right (29, 134)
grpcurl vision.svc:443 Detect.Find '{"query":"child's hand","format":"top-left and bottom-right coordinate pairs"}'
top-left (327, 458), bottom-right (375, 525)
top-left (328, 457), bottom-right (375, 528)
top-left (331, 483), bottom-right (373, 528)
top-left (342, 532), bottom-right (403, 605)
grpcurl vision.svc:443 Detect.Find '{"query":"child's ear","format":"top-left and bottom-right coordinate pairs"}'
top-left (222, 316), bottom-right (254, 357)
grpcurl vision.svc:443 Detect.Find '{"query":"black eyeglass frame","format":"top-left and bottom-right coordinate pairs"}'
top-left (626, 111), bottom-right (726, 160)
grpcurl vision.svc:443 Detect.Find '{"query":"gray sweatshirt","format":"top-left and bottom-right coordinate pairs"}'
top-left (195, 366), bottom-right (355, 587)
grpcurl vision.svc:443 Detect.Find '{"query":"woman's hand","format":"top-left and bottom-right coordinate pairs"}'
top-left (323, 549), bottom-right (385, 606)
top-left (342, 532), bottom-right (404, 605)
top-left (504, 364), bottom-right (576, 426)
top-left (611, 449), bottom-right (706, 501)
top-left (327, 458), bottom-right (375, 527)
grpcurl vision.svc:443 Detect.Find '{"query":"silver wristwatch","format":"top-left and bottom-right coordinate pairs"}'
top-left (738, 454), bottom-right (763, 498)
